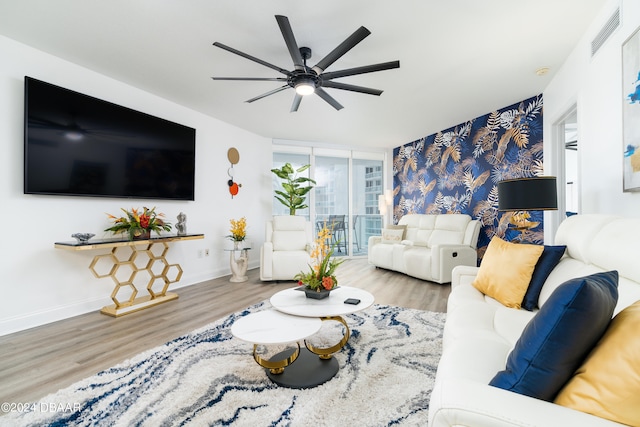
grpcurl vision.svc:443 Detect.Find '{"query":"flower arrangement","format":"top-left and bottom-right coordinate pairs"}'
top-left (294, 223), bottom-right (345, 292)
top-left (227, 217), bottom-right (247, 241)
top-left (105, 207), bottom-right (172, 239)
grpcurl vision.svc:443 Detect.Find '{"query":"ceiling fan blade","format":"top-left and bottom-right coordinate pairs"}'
top-left (213, 42), bottom-right (290, 75)
top-left (246, 85), bottom-right (290, 103)
top-left (321, 60), bottom-right (400, 80)
top-left (321, 81), bottom-right (383, 96)
top-left (312, 26), bottom-right (371, 74)
top-left (211, 77), bottom-right (287, 81)
top-left (315, 88), bottom-right (344, 111)
top-left (275, 15), bottom-right (304, 71)
top-left (291, 94), bottom-right (303, 112)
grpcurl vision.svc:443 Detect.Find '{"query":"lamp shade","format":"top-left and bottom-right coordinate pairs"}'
top-left (498, 177), bottom-right (558, 211)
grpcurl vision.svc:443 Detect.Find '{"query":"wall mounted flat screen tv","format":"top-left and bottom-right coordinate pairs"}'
top-left (24, 76), bottom-right (196, 200)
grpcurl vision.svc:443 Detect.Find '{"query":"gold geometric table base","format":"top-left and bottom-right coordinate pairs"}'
top-left (100, 292), bottom-right (179, 317)
top-left (55, 234), bottom-right (205, 317)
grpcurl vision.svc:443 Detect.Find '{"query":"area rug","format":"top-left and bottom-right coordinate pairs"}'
top-left (1, 302), bottom-right (445, 427)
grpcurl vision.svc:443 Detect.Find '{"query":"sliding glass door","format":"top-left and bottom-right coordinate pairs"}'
top-left (351, 159), bottom-right (384, 256)
top-left (273, 146), bottom-right (386, 257)
top-left (315, 156), bottom-right (349, 255)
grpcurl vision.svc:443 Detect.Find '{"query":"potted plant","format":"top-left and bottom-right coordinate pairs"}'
top-left (294, 222), bottom-right (345, 299)
top-left (226, 217), bottom-right (247, 250)
top-left (105, 207), bottom-right (172, 240)
top-left (271, 163), bottom-right (316, 215)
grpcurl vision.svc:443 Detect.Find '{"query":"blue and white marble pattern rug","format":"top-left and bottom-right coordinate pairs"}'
top-left (1, 302), bottom-right (445, 427)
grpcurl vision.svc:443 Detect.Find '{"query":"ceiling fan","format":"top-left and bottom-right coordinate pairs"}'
top-left (211, 15), bottom-right (400, 112)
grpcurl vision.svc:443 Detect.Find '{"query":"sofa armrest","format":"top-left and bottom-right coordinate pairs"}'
top-left (451, 265), bottom-right (480, 290)
top-left (429, 379), bottom-right (623, 427)
top-left (368, 235), bottom-right (382, 247)
top-left (431, 245), bottom-right (478, 284)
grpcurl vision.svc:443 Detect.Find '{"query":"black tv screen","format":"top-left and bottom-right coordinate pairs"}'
top-left (24, 76), bottom-right (196, 200)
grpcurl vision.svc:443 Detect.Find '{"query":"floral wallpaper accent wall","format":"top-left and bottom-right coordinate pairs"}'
top-left (392, 94), bottom-right (544, 260)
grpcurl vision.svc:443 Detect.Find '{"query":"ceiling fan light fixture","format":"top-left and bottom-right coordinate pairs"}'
top-left (295, 78), bottom-right (315, 96)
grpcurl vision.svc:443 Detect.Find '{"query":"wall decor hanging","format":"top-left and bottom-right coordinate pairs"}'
top-left (393, 95), bottom-right (544, 259)
top-left (622, 26), bottom-right (640, 192)
top-left (227, 147), bottom-right (242, 197)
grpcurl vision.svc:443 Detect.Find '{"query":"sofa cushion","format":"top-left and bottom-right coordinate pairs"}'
top-left (489, 270), bottom-right (619, 401)
top-left (428, 214), bottom-right (469, 246)
top-left (472, 237), bottom-right (544, 309)
top-left (555, 300), bottom-right (640, 426)
top-left (272, 230), bottom-right (307, 251)
top-left (521, 245), bottom-right (566, 311)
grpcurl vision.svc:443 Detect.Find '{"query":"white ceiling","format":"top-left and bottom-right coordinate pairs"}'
top-left (0, 0), bottom-right (607, 149)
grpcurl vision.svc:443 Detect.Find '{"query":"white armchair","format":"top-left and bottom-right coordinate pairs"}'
top-left (260, 216), bottom-right (313, 281)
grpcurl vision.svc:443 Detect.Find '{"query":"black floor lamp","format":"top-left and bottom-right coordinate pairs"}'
top-left (498, 177), bottom-right (558, 241)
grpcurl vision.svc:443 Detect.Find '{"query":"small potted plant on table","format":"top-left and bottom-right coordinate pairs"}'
top-left (105, 207), bottom-right (172, 240)
top-left (294, 223), bottom-right (344, 299)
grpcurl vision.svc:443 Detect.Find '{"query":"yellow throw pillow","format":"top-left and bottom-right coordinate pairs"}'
top-left (555, 301), bottom-right (640, 426)
top-left (472, 236), bottom-right (544, 308)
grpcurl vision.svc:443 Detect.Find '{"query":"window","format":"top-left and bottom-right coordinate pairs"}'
top-left (272, 145), bottom-right (387, 257)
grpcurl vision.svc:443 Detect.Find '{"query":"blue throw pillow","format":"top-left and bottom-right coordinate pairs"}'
top-left (521, 245), bottom-right (567, 311)
top-left (489, 270), bottom-right (618, 401)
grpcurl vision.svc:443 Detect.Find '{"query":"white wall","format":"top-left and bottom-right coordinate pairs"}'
top-left (544, 0), bottom-right (640, 239)
top-left (0, 36), bottom-right (273, 336)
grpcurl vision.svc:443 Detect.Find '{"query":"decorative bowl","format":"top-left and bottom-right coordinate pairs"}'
top-left (71, 233), bottom-right (95, 244)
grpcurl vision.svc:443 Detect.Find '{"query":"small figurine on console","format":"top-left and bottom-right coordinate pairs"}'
top-left (176, 212), bottom-right (187, 236)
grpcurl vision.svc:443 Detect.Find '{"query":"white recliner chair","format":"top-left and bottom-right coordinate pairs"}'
top-left (260, 215), bottom-right (313, 281)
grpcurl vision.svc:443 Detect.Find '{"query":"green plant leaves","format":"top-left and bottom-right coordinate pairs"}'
top-left (271, 162), bottom-right (315, 215)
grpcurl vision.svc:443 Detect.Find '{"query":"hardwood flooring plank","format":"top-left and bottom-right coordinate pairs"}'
top-left (0, 258), bottom-right (450, 405)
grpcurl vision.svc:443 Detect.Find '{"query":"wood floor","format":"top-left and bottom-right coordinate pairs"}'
top-left (0, 258), bottom-right (450, 405)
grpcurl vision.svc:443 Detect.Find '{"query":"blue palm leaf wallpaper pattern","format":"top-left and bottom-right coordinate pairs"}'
top-left (392, 94), bottom-right (544, 260)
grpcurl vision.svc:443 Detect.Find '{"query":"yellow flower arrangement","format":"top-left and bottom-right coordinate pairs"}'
top-left (294, 222), bottom-right (345, 291)
top-left (227, 217), bottom-right (247, 241)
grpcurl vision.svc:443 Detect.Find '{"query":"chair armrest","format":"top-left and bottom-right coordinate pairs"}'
top-left (429, 379), bottom-right (622, 427)
top-left (431, 245), bottom-right (478, 284)
top-left (260, 242), bottom-right (274, 280)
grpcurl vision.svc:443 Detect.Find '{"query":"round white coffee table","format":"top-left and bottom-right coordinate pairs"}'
top-left (271, 285), bottom-right (374, 360)
top-left (232, 309), bottom-right (342, 388)
top-left (231, 310), bottom-right (321, 375)
top-left (270, 286), bottom-right (375, 317)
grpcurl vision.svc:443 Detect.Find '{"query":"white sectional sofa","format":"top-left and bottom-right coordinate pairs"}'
top-left (367, 214), bottom-right (481, 283)
top-left (429, 214), bottom-right (640, 427)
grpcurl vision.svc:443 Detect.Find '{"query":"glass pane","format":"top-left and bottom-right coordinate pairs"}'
top-left (352, 159), bottom-right (384, 256)
top-left (272, 153), bottom-right (311, 219)
top-left (315, 156), bottom-right (349, 257)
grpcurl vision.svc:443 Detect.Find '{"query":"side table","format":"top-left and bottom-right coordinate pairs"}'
top-left (224, 247), bottom-right (250, 282)
top-left (54, 234), bottom-right (204, 317)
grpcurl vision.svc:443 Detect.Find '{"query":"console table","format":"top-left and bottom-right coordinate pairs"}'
top-left (55, 234), bottom-right (204, 317)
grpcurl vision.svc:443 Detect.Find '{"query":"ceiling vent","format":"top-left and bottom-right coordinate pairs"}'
top-left (591, 7), bottom-right (620, 57)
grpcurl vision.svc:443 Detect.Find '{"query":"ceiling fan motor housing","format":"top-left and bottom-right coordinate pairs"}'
top-left (211, 15), bottom-right (400, 111)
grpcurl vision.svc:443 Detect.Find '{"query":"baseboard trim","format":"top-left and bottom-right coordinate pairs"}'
top-left (0, 270), bottom-right (237, 337)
